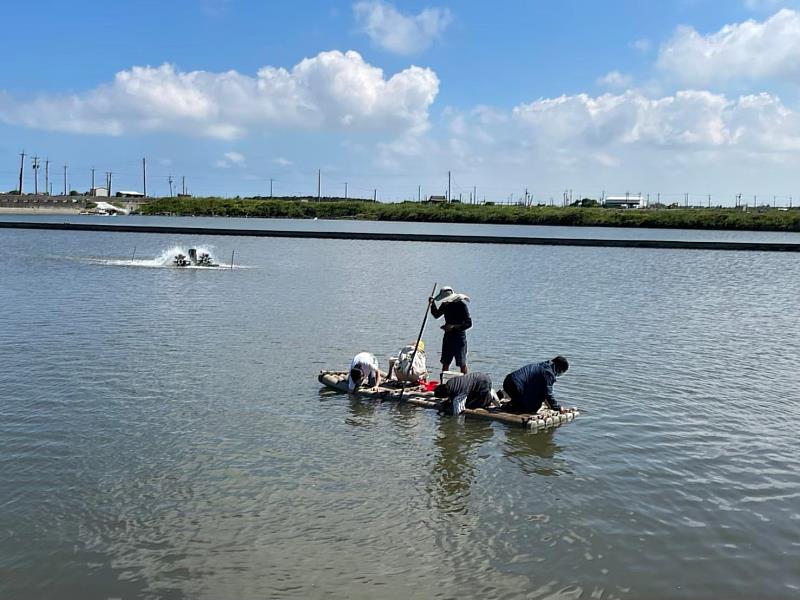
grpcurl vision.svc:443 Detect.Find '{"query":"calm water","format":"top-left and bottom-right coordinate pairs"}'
top-left (1, 225), bottom-right (799, 600)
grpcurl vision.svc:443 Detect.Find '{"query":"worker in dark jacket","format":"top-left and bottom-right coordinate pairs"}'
top-left (500, 356), bottom-right (569, 414)
top-left (433, 372), bottom-right (496, 416)
top-left (429, 286), bottom-right (472, 379)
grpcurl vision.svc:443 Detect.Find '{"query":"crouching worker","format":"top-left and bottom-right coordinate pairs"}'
top-left (348, 352), bottom-right (381, 393)
top-left (500, 356), bottom-right (569, 414)
top-left (394, 341), bottom-right (427, 384)
top-left (433, 372), bottom-right (497, 416)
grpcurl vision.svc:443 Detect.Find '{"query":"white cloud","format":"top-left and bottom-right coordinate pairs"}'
top-left (657, 9), bottom-right (800, 86)
top-left (511, 90), bottom-right (800, 149)
top-left (0, 51), bottom-right (439, 139)
top-left (597, 70), bottom-right (634, 89)
top-left (353, 0), bottom-right (452, 55)
top-left (273, 157), bottom-right (293, 166)
top-left (428, 89), bottom-right (800, 188)
top-left (215, 151), bottom-right (245, 168)
top-left (392, 87), bottom-right (800, 203)
top-left (631, 38), bottom-right (652, 52)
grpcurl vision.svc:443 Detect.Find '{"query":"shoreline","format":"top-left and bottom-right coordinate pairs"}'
top-left (0, 207), bottom-right (83, 215)
top-left (2, 220), bottom-right (800, 252)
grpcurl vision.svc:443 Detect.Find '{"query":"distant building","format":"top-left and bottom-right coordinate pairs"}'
top-left (90, 187), bottom-right (109, 197)
top-left (427, 195), bottom-right (447, 203)
top-left (605, 195), bottom-right (645, 209)
top-left (116, 190), bottom-right (145, 198)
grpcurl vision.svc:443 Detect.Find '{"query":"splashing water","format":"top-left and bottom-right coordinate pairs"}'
top-left (87, 245), bottom-right (238, 269)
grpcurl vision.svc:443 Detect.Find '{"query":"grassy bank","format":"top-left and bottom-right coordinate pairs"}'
top-left (138, 197), bottom-right (800, 232)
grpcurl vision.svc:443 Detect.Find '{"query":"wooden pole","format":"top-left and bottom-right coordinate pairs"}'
top-left (230, 250), bottom-right (235, 269)
top-left (396, 283), bottom-right (437, 403)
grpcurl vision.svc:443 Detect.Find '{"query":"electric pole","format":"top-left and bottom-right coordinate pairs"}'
top-left (142, 157), bottom-right (147, 197)
top-left (373, 188), bottom-right (376, 202)
top-left (473, 186), bottom-right (477, 205)
top-left (168, 175), bottom-right (174, 197)
top-left (45, 159), bottom-right (50, 196)
top-left (63, 164), bottom-right (69, 196)
top-left (344, 182), bottom-right (348, 199)
top-left (447, 171), bottom-right (451, 202)
top-left (91, 168), bottom-right (95, 192)
top-left (181, 176), bottom-right (186, 196)
top-left (418, 185), bottom-right (421, 202)
top-left (32, 156), bottom-right (40, 195)
top-left (317, 169), bottom-right (321, 202)
top-left (269, 178), bottom-right (274, 198)
top-left (18, 151), bottom-right (26, 194)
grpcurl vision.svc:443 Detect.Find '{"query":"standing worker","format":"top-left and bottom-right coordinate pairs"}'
top-left (429, 286), bottom-right (472, 380)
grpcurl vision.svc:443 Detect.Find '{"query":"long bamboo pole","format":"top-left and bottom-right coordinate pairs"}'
top-left (396, 283), bottom-right (437, 403)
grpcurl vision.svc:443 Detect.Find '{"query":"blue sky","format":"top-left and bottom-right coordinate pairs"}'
top-left (2, 0), bottom-right (800, 203)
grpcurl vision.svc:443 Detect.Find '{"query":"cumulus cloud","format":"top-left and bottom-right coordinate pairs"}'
top-left (631, 38), bottom-right (652, 52)
top-left (513, 90), bottom-right (800, 149)
top-left (0, 51), bottom-right (439, 139)
top-left (353, 0), bottom-right (452, 55)
top-left (431, 89), bottom-right (800, 180)
top-left (657, 9), bottom-right (800, 86)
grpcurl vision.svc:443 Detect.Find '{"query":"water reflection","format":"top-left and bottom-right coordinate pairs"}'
top-left (427, 418), bottom-right (494, 514)
top-left (502, 429), bottom-right (567, 477)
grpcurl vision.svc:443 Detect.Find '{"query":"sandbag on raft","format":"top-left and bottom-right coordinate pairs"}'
top-left (318, 370), bottom-right (579, 430)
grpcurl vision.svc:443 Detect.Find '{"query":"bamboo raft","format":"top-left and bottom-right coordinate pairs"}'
top-left (318, 370), bottom-right (579, 430)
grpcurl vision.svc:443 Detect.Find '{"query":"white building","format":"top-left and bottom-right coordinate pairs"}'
top-left (90, 187), bottom-right (109, 197)
top-left (605, 195), bottom-right (645, 209)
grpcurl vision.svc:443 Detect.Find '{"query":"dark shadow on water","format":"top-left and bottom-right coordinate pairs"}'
top-left (502, 428), bottom-right (567, 477)
top-left (426, 417), bottom-right (495, 514)
top-left (317, 387), bottom-right (379, 427)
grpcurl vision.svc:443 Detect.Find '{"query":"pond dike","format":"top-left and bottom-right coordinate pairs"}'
top-left (2, 220), bottom-right (800, 252)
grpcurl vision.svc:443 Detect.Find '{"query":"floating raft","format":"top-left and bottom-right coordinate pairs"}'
top-left (318, 370), bottom-right (579, 431)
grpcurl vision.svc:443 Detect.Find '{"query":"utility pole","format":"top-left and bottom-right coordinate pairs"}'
top-left (168, 175), bottom-right (174, 197)
top-left (418, 185), bottom-right (421, 202)
top-left (447, 171), bottom-right (451, 202)
top-left (32, 156), bottom-right (40, 195)
top-left (18, 150), bottom-right (26, 194)
top-left (269, 178), bottom-right (274, 198)
top-left (708, 194), bottom-right (712, 208)
top-left (473, 186), bottom-right (477, 205)
top-left (373, 188), bottom-right (376, 202)
top-left (317, 169), bottom-right (321, 202)
top-left (107, 171), bottom-right (112, 197)
top-left (91, 168), bottom-right (95, 192)
top-left (63, 164), bottom-right (69, 196)
top-left (181, 176), bottom-right (186, 196)
top-left (684, 192), bottom-right (689, 208)
top-left (344, 182), bottom-right (348, 199)
top-left (142, 157), bottom-right (147, 197)
top-left (45, 159), bottom-right (50, 195)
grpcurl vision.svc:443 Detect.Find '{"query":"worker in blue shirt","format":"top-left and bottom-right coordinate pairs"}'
top-left (499, 356), bottom-right (569, 414)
